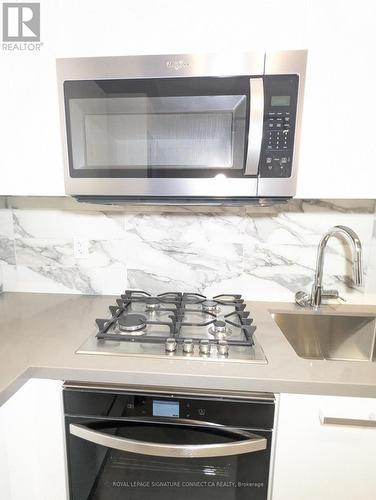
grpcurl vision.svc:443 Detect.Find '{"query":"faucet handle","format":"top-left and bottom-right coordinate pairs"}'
top-left (295, 291), bottom-right (312, 307)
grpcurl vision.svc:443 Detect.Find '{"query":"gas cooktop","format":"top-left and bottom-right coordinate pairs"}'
top-left (77, 290), bottom-right (267, 363)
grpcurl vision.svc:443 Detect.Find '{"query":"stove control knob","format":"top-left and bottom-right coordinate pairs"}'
top-left (199, 339), bottom-right (211, 355)
top-left (217, 340), bottom-right (229, 356)
top-left (183, 339), bottom-right (194, 354)
top-left (165, 338), bottom-right (177, 352)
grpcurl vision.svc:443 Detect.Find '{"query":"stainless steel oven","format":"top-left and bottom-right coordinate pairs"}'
top-left (63, 384), bottom-right (276, 500)
top-left (57, 51), bottom-right (306, 203)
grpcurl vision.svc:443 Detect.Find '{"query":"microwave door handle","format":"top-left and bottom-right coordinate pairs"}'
top-left (69, 423), bottom-right (267, 458)
top-left (244, 78), bottom-right (264, 176)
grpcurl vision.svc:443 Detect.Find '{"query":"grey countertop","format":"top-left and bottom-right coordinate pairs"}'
top-left (1, 292), bottom-right (376, 406)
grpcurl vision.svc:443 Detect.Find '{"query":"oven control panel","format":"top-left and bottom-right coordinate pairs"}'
top-left (63, 387), bottom-right (275, 428)
top-left (259, 75), bottom-right (299, 179)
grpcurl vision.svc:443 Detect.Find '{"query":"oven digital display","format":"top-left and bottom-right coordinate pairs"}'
top-left (271, 95), bottom-right (291, 106)
top-left (153, 400), bottom-right (180, 417)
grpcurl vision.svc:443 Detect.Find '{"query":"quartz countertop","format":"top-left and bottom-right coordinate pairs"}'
top-left (1, 292), bottom-right (376, 406)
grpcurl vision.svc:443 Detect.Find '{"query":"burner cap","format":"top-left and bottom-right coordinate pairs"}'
top-left (213, 320), bottom-right (226, 332)
top-left (208, 320), bottom-right (232, 338)
top-left (118, 313), bottom-right (147, 333)
top-left (202, 300), bottom-right (220, 313)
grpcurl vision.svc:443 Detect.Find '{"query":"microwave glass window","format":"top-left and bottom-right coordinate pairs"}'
top-left (67, 94), bottom-right (247, 173)
top-left (271, 95), bottom-right (290, 107)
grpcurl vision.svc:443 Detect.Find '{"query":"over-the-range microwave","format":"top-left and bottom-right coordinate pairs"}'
top-left (56, 51), bottom-right (307, 204)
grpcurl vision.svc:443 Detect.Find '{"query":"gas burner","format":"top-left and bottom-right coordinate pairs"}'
top-left (145, 297), bottom-right (161, 311)
top-left (91, 289), bottom-right (262, 362)
top-left (202, 299), bottom-right (220, 314)
top-left (117, 313), bottom-right (147, 335)
top-left (208, 320), bottom-right (232, 339)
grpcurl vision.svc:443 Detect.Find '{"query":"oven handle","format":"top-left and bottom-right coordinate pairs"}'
top-left (245, 77), bottom-right (264, 176)
top-left (69, 422), bottom-right (267, 458)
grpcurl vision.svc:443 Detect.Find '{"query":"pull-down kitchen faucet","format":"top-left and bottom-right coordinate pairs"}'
top-left (295, 225), bottom-right (363, 308)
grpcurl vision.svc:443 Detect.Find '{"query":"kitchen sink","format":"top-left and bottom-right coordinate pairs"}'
top-left (271, 312), bottom-right (376, 362)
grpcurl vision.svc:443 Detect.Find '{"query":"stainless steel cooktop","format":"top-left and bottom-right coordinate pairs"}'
top-left (77, 290), bottom-right (267, 363)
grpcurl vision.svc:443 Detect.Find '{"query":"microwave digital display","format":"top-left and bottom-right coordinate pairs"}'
top-left (271, 95), bottom-right (290, 107)
top-left (153, 400), bottom-right (180, 417)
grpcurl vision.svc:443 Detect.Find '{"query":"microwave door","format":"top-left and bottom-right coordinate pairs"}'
top-left (63, 77), bottom-right (256, 195)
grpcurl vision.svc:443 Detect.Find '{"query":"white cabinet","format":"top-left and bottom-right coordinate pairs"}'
top-left (296, 0), bottom-right (376, 198)
top-left (0, 0), bottom-right (65, 196)
top-left (0, 379), bottom-right (67, 500)
top-left (272, 393), bottom-right (376, 500)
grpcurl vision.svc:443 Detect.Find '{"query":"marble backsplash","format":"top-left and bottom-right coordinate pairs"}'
top-left (1, 197), bottom-right (376, 303)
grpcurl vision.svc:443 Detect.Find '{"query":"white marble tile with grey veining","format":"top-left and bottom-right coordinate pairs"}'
top-left (0, 197), bottom-right (375, 303)
top-left (0, 238), bottom-right (15, 266)
top-left (0, 263), bottom-right (15, 292)
top-left (11, 238), bottom-right (127, 294)
top-left (12, 209), bottom-right (125, 240)
top-left (3, 263), bottom-right (127, 295)
top-left (14, 239), bottom-right (73, 267)
top-left (125, 231), bottom-right (243, 295)
top-left (244, 199), bottom-right (375, 247)
top-left (126, 211), bottom-right (246, 244)
top-left (14, 238), bottom-right (127, 268)
top-left (242, 243), bottom-right (366, 302)
top-left (0, 209), bottom-right (14, 238)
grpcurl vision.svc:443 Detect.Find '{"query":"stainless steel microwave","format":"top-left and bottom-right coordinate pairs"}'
top-left (56, 51), bottom-right (307, 203)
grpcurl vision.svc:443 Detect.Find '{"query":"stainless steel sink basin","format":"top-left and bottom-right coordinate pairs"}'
top-left (271, 312), bottom-right (376, 361)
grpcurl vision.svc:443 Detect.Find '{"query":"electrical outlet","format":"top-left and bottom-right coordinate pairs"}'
top-left (74, 238), bottom-right (89, 259)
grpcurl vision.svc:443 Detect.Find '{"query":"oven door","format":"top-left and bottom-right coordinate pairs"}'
top-left (66, 417), bottom-right (272, 500)
top-left (62, 76), bottom-right (264, 198)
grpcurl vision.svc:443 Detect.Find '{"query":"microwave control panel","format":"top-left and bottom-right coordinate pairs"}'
top-left (259, 75), bottom-right (299, 178)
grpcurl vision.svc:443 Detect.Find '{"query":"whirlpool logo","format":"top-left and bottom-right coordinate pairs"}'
top-left (2, 2), bottom-right (43, 51)
top-left (166, 60), bottom-right (189, 71)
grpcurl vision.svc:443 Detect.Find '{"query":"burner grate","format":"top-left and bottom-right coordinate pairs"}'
top-left (95, 289), bottom-right (255, 347)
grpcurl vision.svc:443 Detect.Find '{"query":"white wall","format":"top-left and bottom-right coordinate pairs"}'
top-left (0, 0), bottom-right (375, 197)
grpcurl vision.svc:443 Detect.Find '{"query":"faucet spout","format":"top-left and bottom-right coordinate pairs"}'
top-left (296, 225), bottom-right (363, 308)
top-left (331, 225), bottom-right (363, 286)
